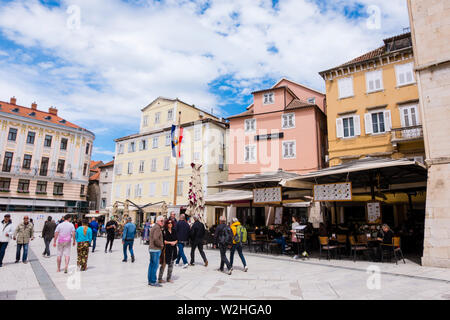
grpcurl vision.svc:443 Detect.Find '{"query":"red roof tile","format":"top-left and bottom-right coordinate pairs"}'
top-left (98, 160), bottom-right (114, 168)
top-left (89, 171), bottom-right (100, 181)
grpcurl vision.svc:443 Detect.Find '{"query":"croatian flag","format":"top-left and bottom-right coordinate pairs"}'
top-left (171, 125), bottom-right (183, 158)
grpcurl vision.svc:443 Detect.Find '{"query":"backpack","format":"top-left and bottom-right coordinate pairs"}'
top-left (233, 225), bottom-right (247, 244)
top-left (218, 226), bottom-right (233, 245)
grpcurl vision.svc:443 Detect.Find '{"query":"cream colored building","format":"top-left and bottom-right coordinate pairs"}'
top-left (0, 97), bottom-right (94, 231)
top-left (112, 97), bottom-right (228, 226)
top-left (408, 0), bottom-right (450, 268)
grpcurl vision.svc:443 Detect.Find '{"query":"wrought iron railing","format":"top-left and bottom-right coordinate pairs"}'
top-left (391, 125), bottom-right (423, 142)
top-left (0, 164), bottom-right (73, 180)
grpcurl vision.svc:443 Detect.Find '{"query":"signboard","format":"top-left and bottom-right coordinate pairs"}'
top-left (313, 182), bottom-right (352, 201)
top-left (253, 187), bottom-right (282, 204)
top-left (366, 201), bottom-right (382, 224)
top-left (255, 132), bottom-right (284, 141)
top-left (274, 207), bottom-right (283, 224)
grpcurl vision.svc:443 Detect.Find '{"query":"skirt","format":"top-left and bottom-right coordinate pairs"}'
top-left (77, 242), bottom-right (90, 271)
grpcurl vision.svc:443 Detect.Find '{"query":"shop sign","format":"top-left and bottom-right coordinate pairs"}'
top-left (253, 187), bottom-right (282, 204)
top-left (366, 201), bottom-right (382, 224)
top-left (313, 182), bottom-right (352, 201)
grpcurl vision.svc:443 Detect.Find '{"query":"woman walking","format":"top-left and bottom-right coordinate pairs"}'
top-left (76, 219), bottom-right (92, 271)
top-left (158, 219), bottom-right (178, 283)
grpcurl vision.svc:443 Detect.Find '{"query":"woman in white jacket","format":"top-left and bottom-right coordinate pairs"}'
top-left (0, 214), bottom-right (14, 267)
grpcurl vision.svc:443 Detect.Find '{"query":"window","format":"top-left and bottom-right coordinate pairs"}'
top-left (162, 182), bottom-right (169, 196)
top-left (139, 160), bottom-right (145, 173)
top-left (336, 115), bottom-right (361, 138)
top-left (151, 158), bottom-right (157, 172)
top-left (2, 152), bottom-right (13, 172)
top-left (400, 104), bottom-right (420, 127)
top-left (366, 70), bottom-right (383, 93)
top-left (60, 138), bottom-right (68, 150)
top-left (27, 132), bottom-right (35, 144)
top-left (282, 141), bottom-right (296, 159)
top-left (164, 156), bottom-right (170, 170)
top-left (263, 92), bottom-right (274, 104)
top-left (126, 184), bottom-right (131, 198)
top-left (53, 183), bottom-right (64, 195)
top-left (83, 163), bottom-right (88, 176)
top-left (152, 137), bottom-right (158, 149)
top-left (167, 109), bottom-right (174, 121)
top-left (127, 162), bottom-right (133, 174)
top-left (244, 119), bottom-right (256, 132)
top-left (165, 133), bottom-right (171, 146)
top-left (0, 178), bottom-right (11, 191)
top-left (177, 181), bottom-right (183, 196)
top-left (244, 145), bottom-right (256, 163)
top-left (149, 183), bottom-right (156, 197)
top-left (101, 198), bottom-right (106, 208)
top-left (115, 185), bottom-right (121, 197)
top-left (395, 62), bottom-right (415, 86)
top-left (307, 97), bottom-right (316, 104)
top-left (118, 144), bottom-right (124, 154)
top-left (139, 139), bottom-right (147, 151)
top-left (338, 77), bottom-right (354, 99)
top-left (85, 143), bottom-right (90, 155)
top-left (36, 181), bottom-right (47, 194)
top-left (23, 154), bottom-right (32, 169)
top-left (178, 155), bottom-right (184, 168)
top-left (80, 185), bottom-right (85, 196)
top-left (194, 126), bottom-right (202, 140)
top-left (128, 142), bottom-right (135, 153)
top-left (105, 170), bottom-right (108, 178)
top-left (155, 112), bottom-right (161, 124)
top-left (57, 159), bottom-right (65, 173)
top-left (44, 135), bottom-right (52, 147)
top-left (17, 179), bottom-right (30, 193)
top-left (115, 163), bottom-right (122, 175)
top-left (135, 184), bottom-right (142, 197)
top-left (282, 113), bottom-right (295, 129)
top-left (143, 115), bottom-right (148, 127)
top-left (40, 157), bottom-right (49, 176)
top-left (7, 128), bottom-right (17, 142)
top-left (364, 110), bottom-right (391, 134)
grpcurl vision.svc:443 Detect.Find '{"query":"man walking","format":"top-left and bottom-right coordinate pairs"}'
top-left (0, 214), bottom-right (14, 267)
top-left (189, 216), bottom-right (208, 267)
top-left (54, 214), bottom-right (76, 273)
top-left (89, 217), bottom-right (99, 252)
top-left (214, 216), bottom-right (233, 275)
top-left (148, 216), bottom-right (164, 287)
top-left (13, 216), bottom-right (34, 264)
top-left (122, 217), bottom-right (136, 263)
top-left (42, 216), bottom-right (56, 257)
top-left (175, 214), bottom-right (190, 268)
top-left (230, 218), bottom-right (248, 272)
top-left (105, 217), bottom-right (118, 253)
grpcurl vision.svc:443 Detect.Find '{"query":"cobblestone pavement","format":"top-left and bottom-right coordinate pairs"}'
top-left (1, 234), bottom-right (449, 300)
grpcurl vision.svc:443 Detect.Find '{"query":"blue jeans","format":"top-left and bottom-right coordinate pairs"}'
top-left (274, 237), bottom-right (286, 253)
top-left (148, 250), bottom-right (161, 284)
top-left (123, 240), bottom-right (134, 260)
top-left (0, 242), bottom-right (8, 265)
top-left (16, 243), bottom-right (29, 262)
top-left (91, 233), bottom-right (97, 251)
top-left (176, 242), bottom-right (188, 265)
top-left (230, 243), bottom-right (247, 267)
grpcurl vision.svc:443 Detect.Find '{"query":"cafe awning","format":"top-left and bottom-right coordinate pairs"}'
top-left (205, 190), bottom-right (253, 204)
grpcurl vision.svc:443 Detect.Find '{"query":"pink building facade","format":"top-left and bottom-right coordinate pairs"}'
top-left (227, 79), bottom-right (327, 180)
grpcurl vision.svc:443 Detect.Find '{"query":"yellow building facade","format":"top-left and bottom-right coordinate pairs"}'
top-left (112, 97), bottom-right (228, 226)
top-left (319, 33), bottom-right (425, 167)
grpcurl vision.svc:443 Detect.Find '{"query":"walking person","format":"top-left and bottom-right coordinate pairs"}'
top-left (158, 219), bottom-right (177, 283)
top-left (148, 216), bottom-right (164, 287)
top-left (143, 219), bottom-right (151, 245)
top-left (105, 217), bottom-right (118, 253)
top-left (122, 217), bottom-right (136, 263)
top-left (175, 214), bottom-right (190, 268)
top-left (214, 216), bottom-right (233, 275)
top-left (89, 217), bottom-right (99, 252)
top-left (42, 216), bottom-right (56, 257)
top-left (13, 216), bottom-right (34, 264)
top-left (75, 219), bottom-right (92, 271)
top-left (0, 214), bottom-right (14, 267)
top-left (189, 216), bottom-right (208, 267)
top-left (54, 214), bottom-right (76, 273)
top-left (230, 218), bottom-right (248, 272)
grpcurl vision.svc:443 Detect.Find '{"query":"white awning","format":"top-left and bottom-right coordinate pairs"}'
top-left (205, 190), bottom-right (253, 203)
top-left (283, 202), bottom-right (311, 208)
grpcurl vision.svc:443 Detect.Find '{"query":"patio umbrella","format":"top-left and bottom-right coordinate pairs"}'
top-left (185, 163), bottom-right (206, 224)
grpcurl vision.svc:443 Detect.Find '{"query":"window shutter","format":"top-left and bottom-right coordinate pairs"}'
top-left (368, 79), bottom-right (374, 91)
top-left (384, 110), bottom-right (392, 131)
top-left (336, 118), bottom-right (344, 138)
top-left (353, 115), bottom-right (361, 136)
top-left (364, 113), bottom-right (372, 134)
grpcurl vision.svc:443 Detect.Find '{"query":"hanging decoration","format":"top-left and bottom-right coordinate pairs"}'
top-left (185, 163), bottom-right (206, 223)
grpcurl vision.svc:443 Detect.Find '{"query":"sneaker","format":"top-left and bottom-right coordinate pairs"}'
top-left (189, 263), bottom-right (195, 266)
top-left (217, 268), bottom-right (224, 272)
top-left (149, 283), bottom-right (162, 287)
top-left (244, 266), bottom-right (248, 272)
top-left (182, 263), bottom-right (188, 269)
top-left (204, 260), bottom-right (208, 267)
top-left (293, 255), bottom-right (298, 259)
top-left (227, 269), bottom-right (232, 275)
top-left (122, 259), bottom-right (127, 262)
top-left (131, 256), bottom-right (135, 263)
top-left (15, 260), bottom-right (19, 263)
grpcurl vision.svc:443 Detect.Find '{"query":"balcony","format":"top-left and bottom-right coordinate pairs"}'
top-left (0, 165), bottom-right (73, 180)
top-left (391, 125), bottom-right (423, 146)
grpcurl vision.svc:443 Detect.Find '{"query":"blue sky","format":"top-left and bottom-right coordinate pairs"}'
top-left (0, 0), bottom-right (410, 162)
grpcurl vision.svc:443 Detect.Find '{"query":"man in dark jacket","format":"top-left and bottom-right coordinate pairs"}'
top-left (42, 216), bottom-right (56, 257)
top-left (189, 216), bottom-right (208, 267)
top-left (214, 216), bottom-right (233, 275)
top-left (175, 214), bottom-right (190, 268)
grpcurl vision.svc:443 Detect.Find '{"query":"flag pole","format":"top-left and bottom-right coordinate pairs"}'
top-left (173, 111), bottom-right (181, 206)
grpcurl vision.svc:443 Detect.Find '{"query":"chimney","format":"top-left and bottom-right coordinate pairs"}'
top-left (10, 97), bottom-right (16, 105)
top-left (31, 102), bottom-right (37, 110)
top-left (48, 107), bottom-right (58, 116)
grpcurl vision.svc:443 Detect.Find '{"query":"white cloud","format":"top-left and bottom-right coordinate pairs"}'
top-left (92, 146), bottom-right (115, 157)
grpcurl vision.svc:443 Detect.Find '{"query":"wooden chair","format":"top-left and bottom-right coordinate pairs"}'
top-left (319, 236), bottom-right (338, 260)
top-left (336, 234), bottom-right (347, 256)
top-left (248, 233), bottom-right (264, 253)
top-left (381, 236), bottom-right (406, 264)
top-left (349, 235), bottom-right (369, 262)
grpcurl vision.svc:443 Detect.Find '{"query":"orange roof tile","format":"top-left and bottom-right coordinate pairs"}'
top-left (99, 160), bottom-right (114, 168)
top-left (89, 171), bottom-right (100, 181)
top-left (90, 160), bottom-right (103, 169)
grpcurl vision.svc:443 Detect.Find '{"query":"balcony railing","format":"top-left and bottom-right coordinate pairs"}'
top-left (0, 165), bottom-right (73, 180)
top-left (391, 125), bottom-right (423, 144)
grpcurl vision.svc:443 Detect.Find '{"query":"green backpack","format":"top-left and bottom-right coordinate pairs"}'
top-left (234, 225), bottom-right (247, 243)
